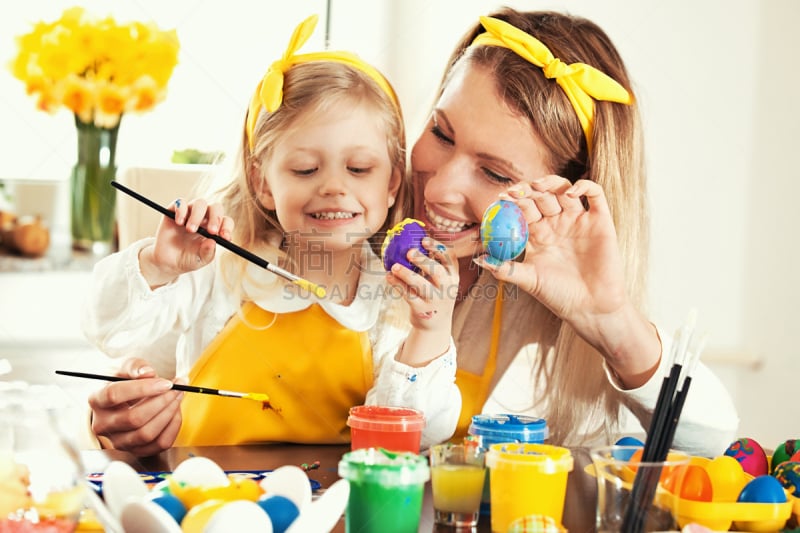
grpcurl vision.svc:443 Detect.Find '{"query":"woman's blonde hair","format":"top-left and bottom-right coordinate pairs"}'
top-left (442, 8), bottom-right (649, 444)
top-left (214, 61), bottom-right (408, 300)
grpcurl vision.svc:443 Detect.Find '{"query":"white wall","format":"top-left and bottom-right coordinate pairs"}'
top-left (2, 0), bottom-right (798, 448)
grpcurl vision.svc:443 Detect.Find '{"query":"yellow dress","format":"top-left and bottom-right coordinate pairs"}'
top-left (175, 301), bottom-right (373, 446)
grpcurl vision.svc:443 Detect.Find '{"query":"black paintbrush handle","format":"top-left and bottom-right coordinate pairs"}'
top-left (55, 370), bottom-right (230, 397)
top-left (110, 180), bottom-right (268, 269)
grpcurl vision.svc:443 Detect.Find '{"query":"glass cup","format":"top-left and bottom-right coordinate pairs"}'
top-left (590, 445), bottom-right (691, 533)
top-left (338, 447), bottom-right (430, 533)
top-left (0, 382), bottom-right (84, 532)
top-left (430, 442), bottom-right (486, 528)
top-left (486, 443), bottom-right (573, 533)
top-left (347, 405), bottom-right (426, 454)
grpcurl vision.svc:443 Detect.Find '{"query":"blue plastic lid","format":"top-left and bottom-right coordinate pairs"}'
top-left (468, 414), bottom-right (548, 444)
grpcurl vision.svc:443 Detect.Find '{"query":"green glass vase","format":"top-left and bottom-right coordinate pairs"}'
top-left (70, 116), bottom-right (119, 254)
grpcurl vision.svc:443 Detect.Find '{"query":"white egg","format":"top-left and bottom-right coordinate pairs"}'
top-left (259, 465), bottom-right (312, 511)
top-left (170, 456), bottom-right (229, 487)
top-left (203, 500), bottom-right (274, 533)
top-left (102, 461), bottom-right (149, 521)
top-left (120, 500), bottom-right (182, 533)
top-left (285, 478), bottom-right (349, 533)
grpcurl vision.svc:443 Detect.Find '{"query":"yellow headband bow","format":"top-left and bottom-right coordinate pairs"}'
top-left (471, 16), bottom-right (632, 151)
top-left (246, 14), bottom-right (399, 152)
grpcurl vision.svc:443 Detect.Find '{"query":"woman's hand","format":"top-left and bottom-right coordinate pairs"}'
top-left (387, 237), bottom-right (459, 366)
top-left (474, 176), bottom-right (660, 385)
top-left (139, 198), bottom-right (234, 289)
top-left (88, 358), bottom-right (185, 457)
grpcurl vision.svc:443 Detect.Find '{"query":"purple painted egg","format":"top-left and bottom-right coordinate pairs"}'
top-left (724, 437), bottom-right (769, 477)
top-left (480, 200), bottom-right (528, 266)
top-left (381, 218), bottom-right (428, 272)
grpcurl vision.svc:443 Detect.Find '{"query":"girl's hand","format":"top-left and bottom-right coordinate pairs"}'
top-left (387, 237), bottom-right (459, 366)
top-left (474, 176), bottom-right (660, 382)
top-left (139, 198), bottom-right (234, 289)
top-left (88, 358), bottom-right (184, 457)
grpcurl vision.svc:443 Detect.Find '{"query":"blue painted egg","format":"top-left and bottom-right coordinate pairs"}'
top-left (480, 200), bottom-right (528, 265)
top-left (381, 218), bottom-right (428, 272)
top-left (145, 491), bottom-right (187, 524)
top-left (613, 436), bottom-right (644, 460)
top-left (737, 475), bottom-right (787, 504)
top-left (256, 494), bottom-right (299, 533)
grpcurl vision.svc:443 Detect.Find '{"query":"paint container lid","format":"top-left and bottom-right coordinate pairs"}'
top-left (347, 405), bottom-right (426, 432)
top-left (486, 443), bottom-right (573, 472)
top-left (338, 447), bottom-right (430, 486)
top-left (468, 414), bottom-right (548, 445)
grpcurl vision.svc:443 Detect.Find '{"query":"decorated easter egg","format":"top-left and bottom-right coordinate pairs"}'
top-left (723, 437), bottom-right (769, 477)
top-left (168, 475), bottom-right (262, 509)
top-left (480, 200), bottom-right (528, 265)
top-left (737, 475), bottom-right (788, 504)
top-left (773, 461), bottom-right (800, 497)
top-left (381, 218), bottom-right (428, 272)
top-left (171, 456), bottom-right (229, 487)
top-left (257, 494), bottom-right (299, 533)
top-left (705, 455), bottom-right (747, 502)
top-left (771, 439), bottom-right (800, 473)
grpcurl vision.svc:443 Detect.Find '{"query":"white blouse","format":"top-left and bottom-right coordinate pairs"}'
top-left (81, 239), bottom-right (461, 448)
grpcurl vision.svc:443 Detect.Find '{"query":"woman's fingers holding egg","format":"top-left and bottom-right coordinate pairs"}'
top-left (566, 179), bottom-right (612, 217)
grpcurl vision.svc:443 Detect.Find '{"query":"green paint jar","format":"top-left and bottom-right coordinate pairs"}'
top-left (338, 447), bottom-right (430, 533)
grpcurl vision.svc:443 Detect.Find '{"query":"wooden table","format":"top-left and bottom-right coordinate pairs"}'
top-left (82, 444), bottom-right (597, 532)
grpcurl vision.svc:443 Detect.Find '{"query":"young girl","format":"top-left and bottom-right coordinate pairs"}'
top-left (81, 15), bottom-right (460, 456)
top-left (410, 8), bottom-right (737, 458)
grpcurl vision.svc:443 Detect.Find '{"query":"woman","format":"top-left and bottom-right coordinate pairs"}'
top-left (410, 8), bottom-right (738, 457)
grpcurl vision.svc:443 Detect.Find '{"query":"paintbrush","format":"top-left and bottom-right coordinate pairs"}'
top-left (55, 370), bottom-right (272, 405)
top-left (110, 179), bottom-right (327, 298)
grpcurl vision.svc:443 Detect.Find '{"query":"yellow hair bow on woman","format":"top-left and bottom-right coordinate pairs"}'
top-left (472, 15), bottom-right (632, 150)
top-left (246, 14), bottom-right (398, 151)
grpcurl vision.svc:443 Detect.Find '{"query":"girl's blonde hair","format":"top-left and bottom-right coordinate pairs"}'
top-left (214, 61), bottom-right (408, 300)
top-left (441, 8), bottom-right (649, 445)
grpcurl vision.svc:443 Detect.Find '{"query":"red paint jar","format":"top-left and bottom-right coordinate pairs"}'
top-left (347, 405), bottom-right (426, 453)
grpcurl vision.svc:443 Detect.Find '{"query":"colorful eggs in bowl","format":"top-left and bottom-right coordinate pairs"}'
top-left (381, 218), bottom-right (428, 272)
top-left (480, 200), bottom-right (528, 265)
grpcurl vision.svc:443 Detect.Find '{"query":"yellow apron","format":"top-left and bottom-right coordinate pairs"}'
top-left (175, 301), bottom-right (374, 446)
top-left (453, 287), bottom-right (504, 439)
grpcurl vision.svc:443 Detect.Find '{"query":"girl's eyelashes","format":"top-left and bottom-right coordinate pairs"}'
top-left (292, 167), bottom-right (318, 176)
top-left (290, 165), bottom-right (373, 176)
top-left (347, 166), bottom-right (372, 174)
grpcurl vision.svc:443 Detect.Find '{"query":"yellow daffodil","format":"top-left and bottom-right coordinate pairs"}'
top-left (9, 6), bottom-right (180, 128)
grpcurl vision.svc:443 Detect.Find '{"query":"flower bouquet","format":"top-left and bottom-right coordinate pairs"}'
top-left (10, 6), bottom-right (180, 253)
